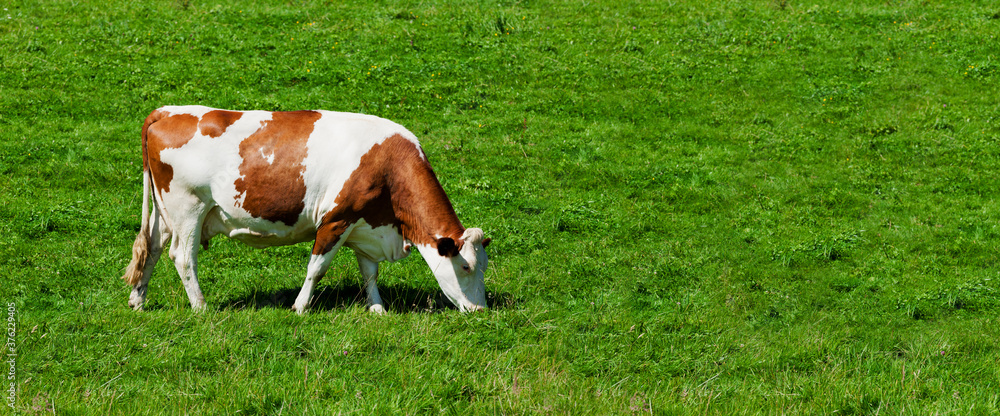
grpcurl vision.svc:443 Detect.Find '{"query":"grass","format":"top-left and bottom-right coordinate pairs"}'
top-left (3, 0), bottom-right (1000, 413)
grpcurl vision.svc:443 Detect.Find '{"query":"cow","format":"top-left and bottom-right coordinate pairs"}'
top-left (122, 105), bottom-right (491, 314)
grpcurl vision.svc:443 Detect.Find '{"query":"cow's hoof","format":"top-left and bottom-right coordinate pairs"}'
top-left (369, 304), bottom-right (386, 314)
top-left (128, 296), bottom-right (144, 311)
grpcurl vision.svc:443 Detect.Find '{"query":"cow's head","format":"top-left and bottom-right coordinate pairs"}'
top-left (416, 228), bottom-right (491, 312)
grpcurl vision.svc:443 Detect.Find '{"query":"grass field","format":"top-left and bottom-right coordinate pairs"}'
top-left (3, 0), bottom-right (1000, 414)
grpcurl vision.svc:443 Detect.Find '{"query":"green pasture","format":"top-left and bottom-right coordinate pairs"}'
top-left (2, 0), bottom-right (1000, 413)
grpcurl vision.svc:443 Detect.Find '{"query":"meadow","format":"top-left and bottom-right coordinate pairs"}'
top-left (2, 0), bottom-right (1000, 413)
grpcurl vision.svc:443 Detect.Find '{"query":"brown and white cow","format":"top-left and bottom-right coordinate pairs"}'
top-left (122, 105), bottom-right (490, 314)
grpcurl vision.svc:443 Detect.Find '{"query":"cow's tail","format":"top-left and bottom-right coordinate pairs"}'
top-left (123, 110), bottom-right (162, 286)
top-left (123, 170), bottom-right (151, 286)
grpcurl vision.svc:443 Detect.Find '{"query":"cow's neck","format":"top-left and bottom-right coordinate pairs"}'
top-left (392, 161), bottom-right (465, 246)
top-left (380, 137), bottom-right (464, 246)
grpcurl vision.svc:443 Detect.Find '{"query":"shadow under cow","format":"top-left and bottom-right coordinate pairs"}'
top-left (220, 284), bottom-right (517, 313)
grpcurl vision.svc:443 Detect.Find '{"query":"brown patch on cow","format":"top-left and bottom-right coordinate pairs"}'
top-left (144, 110), bottom-right (199, 194)
top-left (312, 134), bottom-right (465, 255)
top-left (199, 110), bottom-right (243, 138)
top-left (234, 111), bottom-right (322, 226)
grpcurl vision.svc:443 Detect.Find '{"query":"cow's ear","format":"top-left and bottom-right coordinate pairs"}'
top-left (482, 238), bottom-right (491, 248)
top-left (437, 237), bottom-right (460, 257)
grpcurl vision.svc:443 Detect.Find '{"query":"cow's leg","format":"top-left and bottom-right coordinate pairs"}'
top-left (291, 247), bottom-right (342, 315)
top-left (128, 210), bottom-right (172, 310)
top-left (168, 207), bottom-right (210, 311)
top-left (292, 221), bottom-right (354, 315)
top-left (356, 255), bottom-right (385, 314)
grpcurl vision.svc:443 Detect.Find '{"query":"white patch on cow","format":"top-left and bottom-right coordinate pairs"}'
top-left (259, 147), bottom-right (275, 165)
top-left (160, 111), bottom-right (273, 208)
top-left (345, 221), bottom-right (411, 263)
top-left (299, 111), bottom-right (423, 223)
